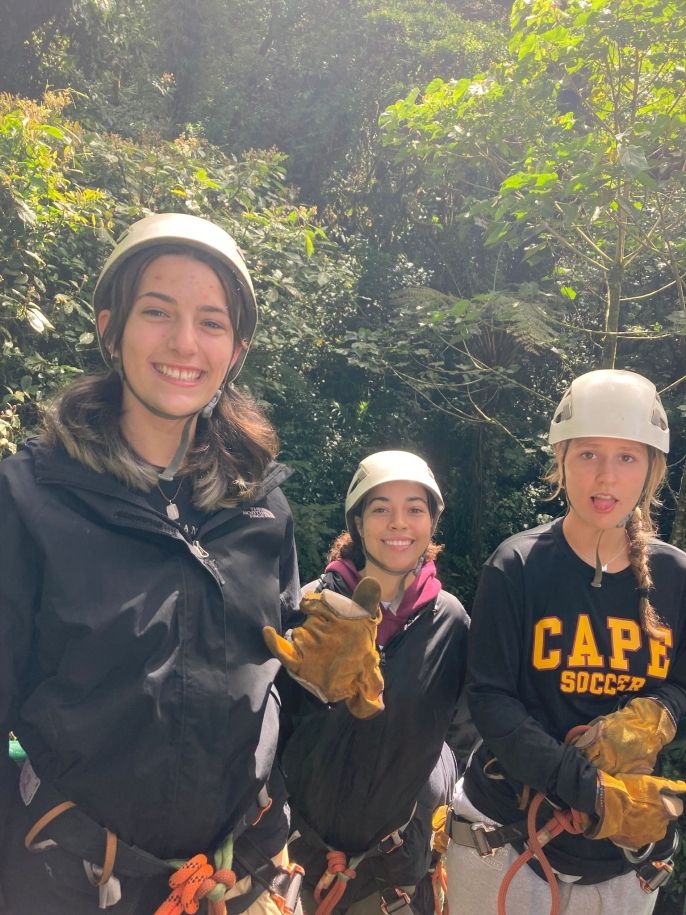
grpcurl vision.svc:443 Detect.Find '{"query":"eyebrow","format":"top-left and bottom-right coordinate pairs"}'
top-left (571, 440), bottom-right (644, 452)
top-left (135, 291), bottom-right (230, 315)
top-left (367, 495), bottom-right (428, 505)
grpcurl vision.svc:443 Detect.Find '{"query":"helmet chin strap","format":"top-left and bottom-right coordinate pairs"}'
top-left (114, 356), bottom-right (223, 481)
top-left (360, 537), bottom-right (429, 613)
top-left (573, 453), bottom-right (653, 589)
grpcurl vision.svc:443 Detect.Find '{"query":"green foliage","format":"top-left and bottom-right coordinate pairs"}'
top-left (0, 92), bottom-right (357, 472)
top-left (380, 0), bottom-right (686, 366)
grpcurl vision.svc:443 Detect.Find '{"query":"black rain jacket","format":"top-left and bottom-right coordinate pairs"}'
top-left (279, 570), bottom-right (469, 907)
top-left (0, 437), bottom-right (299, 869)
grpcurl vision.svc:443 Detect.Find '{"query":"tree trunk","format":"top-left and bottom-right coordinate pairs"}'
top-left (601, 262), bottom-right (623, 369)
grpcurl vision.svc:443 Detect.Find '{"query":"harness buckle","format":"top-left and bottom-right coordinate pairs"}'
top-left (637, 859), bottom-right (674, 893)
top-left (470, 823), bottom-right (496, 858)
top-left (379, 831), bottom-right (404, 855)
top-left (269, 863), bottom-right (304, 915)
top-left (380, 888), bottom-right (412, 915)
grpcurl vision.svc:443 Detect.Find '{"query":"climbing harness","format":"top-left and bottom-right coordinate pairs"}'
top-left (311, 829), bottom-right (416, 915)
top-left (154, 835), bottom-right (304, 915)
top-left (16, 752), bottom-right (300, 914)
top-left (448, 725), bottom-right (679, 915)
top-left (300, 816), bottom-right (418, 915)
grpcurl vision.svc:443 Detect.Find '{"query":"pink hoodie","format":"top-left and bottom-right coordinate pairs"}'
top-left (324, 558), bottom-right (442, 646)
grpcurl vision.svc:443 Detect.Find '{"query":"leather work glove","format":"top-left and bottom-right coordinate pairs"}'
top-left (585, 771), bottom-right (686, 850)
top-left (573, 697), bottom-right (676, 775)
top-left (263, 577), bottom-right (384, 719)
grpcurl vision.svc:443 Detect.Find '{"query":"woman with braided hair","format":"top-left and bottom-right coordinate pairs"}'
top-left (446, 369), bottom-right (686, 915)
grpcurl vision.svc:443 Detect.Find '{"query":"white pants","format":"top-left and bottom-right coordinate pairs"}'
top-left (446, 779), bottom-right (658, 915)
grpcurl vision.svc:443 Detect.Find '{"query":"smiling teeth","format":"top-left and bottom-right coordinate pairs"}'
top-left (385, 540), bottom-right (412, 546)
top-left (156, 364), bottom-right (202, 381)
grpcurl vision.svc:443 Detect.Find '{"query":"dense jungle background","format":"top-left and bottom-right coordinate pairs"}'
top-left (2, 0), bottom-right (686, 905)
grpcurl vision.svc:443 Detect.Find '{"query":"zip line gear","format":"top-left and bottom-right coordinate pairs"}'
top-left (449, 724), bottom-right (684, 915)
top-left (18, 764), bottom-right (302, 914)
top-left (572, 697), bottom-right (676, 775)
top-left (263, 577), bottom-right (385, 718)
top-left (548, 370), bottom-right (669, 453)
top-left (92, 213), bottom-right (259, 481)
top-left (345, 451), bottom-right (445, 537)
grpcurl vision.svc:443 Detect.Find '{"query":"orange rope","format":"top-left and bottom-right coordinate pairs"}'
top-left (313, 850), bottom-right (358, 915)
top-left (153, 853), bottom-right (236, 915)
top-left (496, 726), bottom-right (589, 915)
top-left (431, 857), bottom-right (449, 915)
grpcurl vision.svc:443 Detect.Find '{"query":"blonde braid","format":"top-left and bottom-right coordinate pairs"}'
top-left (625, 508), bottom-right (665, 640)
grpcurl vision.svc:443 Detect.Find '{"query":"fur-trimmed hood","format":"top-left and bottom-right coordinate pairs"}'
top-left (21, 433), bottom-right (292, 520)
top-left (41, 372), bottom-right (281, 513)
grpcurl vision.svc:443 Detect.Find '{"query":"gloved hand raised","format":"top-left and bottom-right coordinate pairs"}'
top-left (263, 577), bottom-right (384, 719)
top-left (585, 771), bottom-right (686, 850)
top-left (573, 698), bottom-right (676, 775)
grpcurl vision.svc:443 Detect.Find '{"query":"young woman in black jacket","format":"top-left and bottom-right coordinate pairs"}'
top-left (0, 213), bottom-right (303, 915)
top-left (278, 451), bottom-right (471, 915)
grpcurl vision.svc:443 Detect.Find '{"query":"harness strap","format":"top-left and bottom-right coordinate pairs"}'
top-left (25, 801), bottom-right (77, 851)
top-left (96, 829), bottom-right (118, 886)
top-left (446, 809), bottom-right (529, 856)
top-left (251, 786), bottom-right (273, 827)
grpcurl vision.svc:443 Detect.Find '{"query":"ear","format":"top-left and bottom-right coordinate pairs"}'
top-left (228, 339), bottom-right (247, 371)
top-left (354, 514), bottom-right (364, 541)
top-left (96, 309), bottom-right (112, 351)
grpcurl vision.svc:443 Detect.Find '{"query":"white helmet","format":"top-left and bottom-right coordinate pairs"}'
top-left (549, 369), bottom-right (669, 453)
top-left (93, 212), bottom-right (257, 384)
top-left (345, 450), bottom-right (445, 535)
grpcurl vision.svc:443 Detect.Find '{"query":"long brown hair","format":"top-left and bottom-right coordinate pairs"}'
top-left (548, 442), bottom-right (668, 640)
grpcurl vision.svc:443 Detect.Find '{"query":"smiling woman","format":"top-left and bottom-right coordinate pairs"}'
top-left (99, 253), bottom-right (242, 460)
top-left (0, 213), bottom-right (302, 915)
top-left (277, 451), bottom-right (472, 915)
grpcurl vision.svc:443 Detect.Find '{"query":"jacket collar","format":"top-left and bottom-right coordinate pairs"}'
top-left (22, 436), bottom-right (291, 534)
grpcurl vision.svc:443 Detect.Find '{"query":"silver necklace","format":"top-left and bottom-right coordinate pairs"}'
top-left (157, 478), bottom-right (184, 521)
top-left (600, 533), bottom-right (629, 572)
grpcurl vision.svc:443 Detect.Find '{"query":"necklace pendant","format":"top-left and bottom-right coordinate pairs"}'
top-left (166, 502), bottom-right (180, 521)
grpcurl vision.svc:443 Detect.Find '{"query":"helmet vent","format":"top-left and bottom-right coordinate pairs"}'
top-left (552, 396), bottom-right (572, 424)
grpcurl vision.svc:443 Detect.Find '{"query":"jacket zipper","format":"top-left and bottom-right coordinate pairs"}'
top-left (189, 540), bottom-right (225, 586)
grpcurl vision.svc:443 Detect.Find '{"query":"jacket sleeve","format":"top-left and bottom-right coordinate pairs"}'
top-left (466, 563), bottom-right (598, 814)
top-left (0, 466), bottom-right (40, 865)
top-left (642, 551), bottom-right (686, 726)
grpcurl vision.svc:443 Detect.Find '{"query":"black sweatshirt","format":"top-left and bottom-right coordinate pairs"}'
top-left (464, 518), bottom-right (686, 883)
